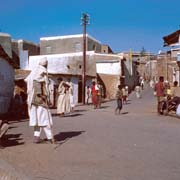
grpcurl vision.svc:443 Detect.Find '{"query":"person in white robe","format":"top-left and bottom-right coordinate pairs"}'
top-left (66, 79), bottom-right (75, 112)
top-left (25, 57), bottom-right (53, 143)
top-left (64, 85), bottom-right (71, 113)
top-left (57, 77), bottom-right (66, 116)
top-left (135, 84), bottom-right (141, 99)
top-left (86, 85), bottom-right (92, 105)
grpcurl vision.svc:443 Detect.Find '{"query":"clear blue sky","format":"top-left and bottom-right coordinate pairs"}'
top-left (1, 0), bottom-right (180, 54)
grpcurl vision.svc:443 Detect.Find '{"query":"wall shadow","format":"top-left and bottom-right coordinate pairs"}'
top-left (0, 112), bottom-right (29, 124)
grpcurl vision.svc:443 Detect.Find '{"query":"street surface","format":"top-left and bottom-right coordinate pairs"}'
top-left (1, 85), bottom-right (180, 180)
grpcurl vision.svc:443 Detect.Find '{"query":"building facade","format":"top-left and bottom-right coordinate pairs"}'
top-left (28, 51), bottom-right (97, 105)
top-left (0, 33), bottom-right (15, 114)
top-left (40, 34), bottom-right (102, 55)
top-left (12, 39), bottom-right (40, 69)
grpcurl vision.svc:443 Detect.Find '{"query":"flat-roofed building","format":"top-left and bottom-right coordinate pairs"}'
top-left (40, 34), bottom-right (102, 55)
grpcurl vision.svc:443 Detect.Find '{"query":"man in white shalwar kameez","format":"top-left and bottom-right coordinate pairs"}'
top-left (57, 77), bottom-right (66, 116)
top-left (25, 58), bottom-right (53, 143)
top-left (66, 79), bottom-right (75, 112)
top-left (57, 77), bottom-right (71, 116)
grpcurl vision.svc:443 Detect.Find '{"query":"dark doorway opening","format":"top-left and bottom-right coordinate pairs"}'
top-left (78, 80), bottom-right (82, 103)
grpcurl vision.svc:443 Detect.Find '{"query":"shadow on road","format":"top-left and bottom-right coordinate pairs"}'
top-left (64, 113), bottom-right (83, 117)
top-left (121, 112), bottom-right (129, 115)
top-left (8, 126), bottom-right (18, 130)
top-left (52, 113), bottom-right (83, 117)
top-left (74, 109), bottom-right (87, 112)
top-left (123, 102), bottom-right (131, 105)
top-left (99, 105), bottom-right (109, 109)
top-left (54, 131), bottom-right (85, 143)
top-left (1, 133), bottom-right (25, 147)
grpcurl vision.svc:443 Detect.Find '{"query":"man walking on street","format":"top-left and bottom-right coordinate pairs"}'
top-left (154, 76), bottom-right (165, 115)
top-left (96, 81), bottom-right (103, 108)
top-left (25, 58), bottom-right (54, 144)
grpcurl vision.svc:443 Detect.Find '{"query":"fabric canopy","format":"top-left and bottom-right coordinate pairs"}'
top-left (163, 29), bottom-right (180, 47)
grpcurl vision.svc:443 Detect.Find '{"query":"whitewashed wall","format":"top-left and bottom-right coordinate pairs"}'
top-left (96, 61), bottom-right (121, 75)
top-left (20, 50), bottom-right (28, 69)
top-left (28, 51), bottom-right (96, 77)
top-left (28, 52), bottom-right (96, 105)
top-left (0, 58), bottom-right (14, 113)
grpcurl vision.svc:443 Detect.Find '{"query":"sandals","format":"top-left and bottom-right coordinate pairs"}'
top-left (33, 137), bottom-right (55, 144)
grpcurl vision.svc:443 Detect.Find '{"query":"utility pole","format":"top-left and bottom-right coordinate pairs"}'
top-left (81, 13), bottom-right (89, 104)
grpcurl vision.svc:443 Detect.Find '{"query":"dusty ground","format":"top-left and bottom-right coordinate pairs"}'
top-left (1, 85), bottom-right (180, 180)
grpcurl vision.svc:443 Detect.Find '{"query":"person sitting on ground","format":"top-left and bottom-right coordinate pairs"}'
top-left (170, 81), bottom-right (179, 98)
top-left (166, 81), bottom-right (180, 114)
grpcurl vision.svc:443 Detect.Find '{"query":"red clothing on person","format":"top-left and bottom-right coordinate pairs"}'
top-left (155, 81), bottom-right (164, 97)
top-left (154, 80), bottom-right (165, 114)
top-left (91, 85), bottom-right (97, 106)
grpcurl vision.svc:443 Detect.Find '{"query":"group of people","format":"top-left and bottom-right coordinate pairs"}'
top-left (56, 77), bottom-right (74, 117)
top-left (24, 57), bottom-right (109, 144)
top-left (3, 57), bottom-right (179, 146)
top-left (7, 57), bottom-right (178, 146)
top-left (25, 58), bottom-right (77, 144)
top-left (114, 77), bottom-right (146, 115)
top-left (154, 76), bottom-right (180, 115)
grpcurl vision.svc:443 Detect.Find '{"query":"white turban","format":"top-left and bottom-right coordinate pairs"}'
top-left (39, 57), bottom-right (48, 66)
top-left (25, 57), bottom-right (49, 106)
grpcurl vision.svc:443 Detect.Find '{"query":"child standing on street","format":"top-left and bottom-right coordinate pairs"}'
top-left (115, 85), bottom-right (123, 115)
top-left (122, 86), bottom-right (128, 104)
